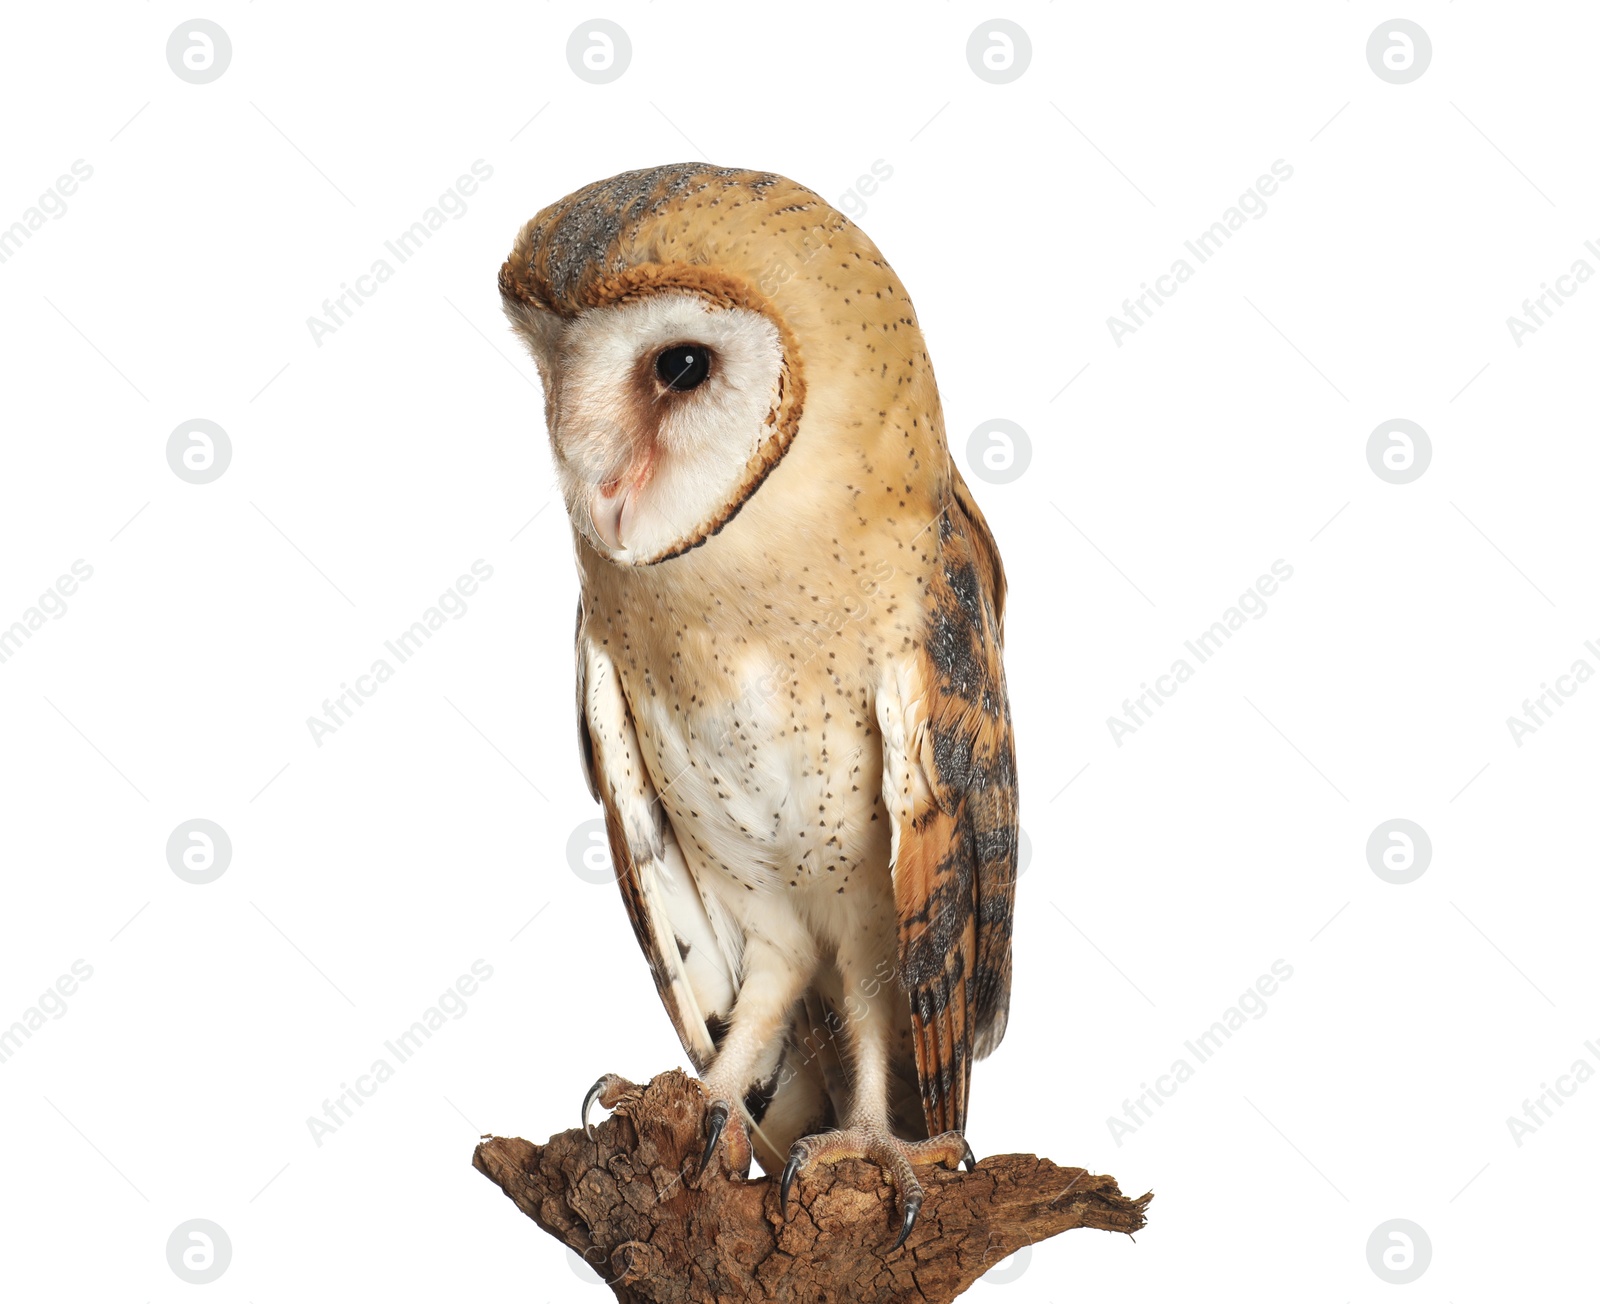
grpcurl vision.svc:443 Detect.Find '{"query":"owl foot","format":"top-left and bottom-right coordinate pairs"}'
top-left (778, 1127), bottom-right (975, 1251)
top-left (696, 1094), bottom-right (753, 1181)
top-left (580, 1073), bottom-right (641, 1140)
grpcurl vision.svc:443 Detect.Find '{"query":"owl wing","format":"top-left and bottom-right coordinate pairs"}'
top-left (949, 461), bottom-right (1007, 634)
top-left (878, 469), bottom-right (1018, 1137)
top-left (575, 620), bottom-right (742, 1078)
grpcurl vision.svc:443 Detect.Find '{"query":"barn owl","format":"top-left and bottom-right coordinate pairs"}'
top-left (500, 163), bottom-right (1018, 1249)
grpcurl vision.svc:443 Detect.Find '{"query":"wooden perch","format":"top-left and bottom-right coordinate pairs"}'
top-left (472, 1069), bottom-right (1151, 1303)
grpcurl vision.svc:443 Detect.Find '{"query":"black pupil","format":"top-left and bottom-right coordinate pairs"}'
top-left (656, 345), bottom-right (710, 391)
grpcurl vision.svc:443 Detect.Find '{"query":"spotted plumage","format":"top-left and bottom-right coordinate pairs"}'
top-left (502, 164), bottom-right (1018, 1241)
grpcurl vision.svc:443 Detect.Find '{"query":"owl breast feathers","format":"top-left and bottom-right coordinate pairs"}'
top-left (502, 163), bottom-right (1019, 1174)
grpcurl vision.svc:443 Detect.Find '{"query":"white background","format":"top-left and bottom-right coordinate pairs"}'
top-left (1, 2), bottom-right (1596, 1300)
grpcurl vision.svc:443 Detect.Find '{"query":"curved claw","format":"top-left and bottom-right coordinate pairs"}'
top-left (890, 1192), bottom-right (923, 1252)
top-left (962, 1141), bottom-right (976, 1172)
top-left (779, 1148), bottom-right (804, 1215)
top-left (699, 1101), bottom-right (729, 1176)
top-left (581, 1077), bottom-right (608, 1141)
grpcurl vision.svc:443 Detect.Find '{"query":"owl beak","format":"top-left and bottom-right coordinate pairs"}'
top-left (588, 443), bottom-right (656, 553)
top-left (590, 479), bottom-right (629, 551)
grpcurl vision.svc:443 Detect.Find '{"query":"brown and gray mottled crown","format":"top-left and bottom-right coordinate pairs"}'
top-left (499, 163), bottom-right (849, 316)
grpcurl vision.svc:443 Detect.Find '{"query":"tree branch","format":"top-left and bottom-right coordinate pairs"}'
top-left (472, 1069), bottom-right (1151, 1302)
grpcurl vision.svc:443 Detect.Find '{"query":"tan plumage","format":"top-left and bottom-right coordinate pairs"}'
top-left (501, 164), bottom-right (1018, 1209)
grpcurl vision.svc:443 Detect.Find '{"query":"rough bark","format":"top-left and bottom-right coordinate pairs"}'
top-left (472, 1069), bottom-right (1151, 1303)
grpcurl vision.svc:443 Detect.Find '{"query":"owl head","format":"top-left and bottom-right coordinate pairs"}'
top-left (500, 163), bottom-right (940, 567)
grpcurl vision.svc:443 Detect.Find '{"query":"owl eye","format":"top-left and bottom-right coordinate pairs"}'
top-left (655, 344), bottom-right (711, 391)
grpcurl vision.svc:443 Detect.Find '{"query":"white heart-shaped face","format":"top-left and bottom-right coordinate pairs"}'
top-left (514, 291), bottom-right (787, 565)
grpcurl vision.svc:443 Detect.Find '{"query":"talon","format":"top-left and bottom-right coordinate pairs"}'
top-left (700, 1101), bottom-right (729, 1175)
top-left (580, 1073), bottom-right (640, 1142)
top-left (581, 1077), bottom-right (607, 1141)
top-left (962, 1141), bottom-right (976, 1172)
top-left (780, 1148), bottom-right (804, 1215)
top-left (891, 1192), bottom-right (923, 1251)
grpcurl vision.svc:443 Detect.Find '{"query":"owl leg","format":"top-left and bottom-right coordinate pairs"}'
top-left (776, 968), bottom-right (972, 1250)
top-left (696, 934), bottom-right (817, 1182)
top-left (779, 1128), bottom-right (973, 1248)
